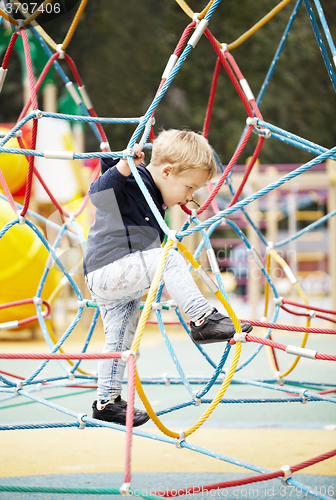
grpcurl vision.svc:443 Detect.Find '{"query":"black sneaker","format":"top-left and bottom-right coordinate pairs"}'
top-left (190, 308), bottom-right (253, 344)
top-left (92, 396), bottom-right (150, 427)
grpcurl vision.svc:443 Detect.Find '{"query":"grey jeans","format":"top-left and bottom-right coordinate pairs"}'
top-left (85, 247), bottom-right (211, 400)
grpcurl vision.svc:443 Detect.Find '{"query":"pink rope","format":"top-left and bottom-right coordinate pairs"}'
top-left (1, 32), bottom-right (19, 69)
top-left (0, 352), bottom-right (122, 360)
top-left (155, 448), bottom-right (336, 496)
top-left (241, 319), bottom-right (336, 335)
top-left (18, 52), bottom-right (59, 122)
top-left (283, 299), bottom-right (336, 316)
top-left (124, 354), bottom-right (136, 484)
top-left (228, 135), bottom-right (264, 207)
top-left (202, 57), bottom-right (221, 140)
top-left (181, 124), bottom-right (254, 216)
top-left (0, 168), bottom-right (18, 214)
top-left (229, 334), bottom-right (336, 361)
top-left (19, 29), bottom-right (38, 217)
top-left (281, 303), bottom-right (336, 324)
top-left (0, 298), bottom-right (51, 327)
top-left (0, 370), bottom-right (25, 380)
top-left (174, 23), bottom-right (195, 55)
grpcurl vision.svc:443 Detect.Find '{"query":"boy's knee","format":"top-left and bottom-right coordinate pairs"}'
top-left (165, 248), bottom-right (186, 270)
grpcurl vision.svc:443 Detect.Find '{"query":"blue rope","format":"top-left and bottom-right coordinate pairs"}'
top-left (0, 192), bottom-right (81, 242)
top-left (30, 26), bottom-right (105, 143)
top-left (312, 0), bottom-right (336, 61)
top-left (257, 0), bottom-right (304, 106)
top-left (254, 118), bottom-right (336, 160)
top-left (275, 209), bottom-right (336, 247)
top-left (177, 144), bottom-right (336, 239)
top-left (303, 0), bottom-right (336, 92)
top-left (267, 131), bottom-right (336, 160)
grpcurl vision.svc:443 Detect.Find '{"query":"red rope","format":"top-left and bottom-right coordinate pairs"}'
top-left (244, 334), bottom-right (286, 351)
top-left (0, 352), bottom-right (122, 360)
top-left (0, 370), bottom-right (25, 381)
top-left (232, 334), bottom-right (336, 361)
top-left (18, 52), bottom-right (60, 122)
top-left (0, 168), bottom-right (18, 214)
top-left (241, 319), bottom-right (336, 335)
top-left (268, 332), bottom-right (280, 372)
top-left (318, 388), bottom-right (336, 395)
top-left (291, 448), bottom-right (336, 473)
top-left (88, 108), bottom-right (109, 145)
top-left (228, 135), bottom-right (264, 207)
top-left (1, 32), bottom-right (19, 70)
top-left (32, 163), bottom-right (69, 217)
top-left (181, 124), bottom-right (254, 216)
top-left (20, 118), bottom-right (37, 217)
top-left (205, 30), bottom-right (253, 118)
top-left (281, 303), bottom-right (336, 324)
top-left (0, 298), bottom-right (51, 327)
top-left (20, 29), bottom-right (38, 217)
top-left (142, 23), bottom-right (195, 138)
top-left (174, 22), bottom-right (195, 56)
top-left (155, 448), bottom-right (336, 496)
top-left (64, 54), bottom-right (83, 86)
top-left (224, 50), bottom-right (263, 122)
top-left (12, 46), bottom-right (104, 218)
top-left (283, 299), bottom-right (336, 316)
top-left (315, 352), bottom-right (336, 361)
top-left (74, 163), bottom-right (100, 216)
top-left (202, 57), bottom-right (221, 139)
top-left (124, 354), bottom-right (136, 484)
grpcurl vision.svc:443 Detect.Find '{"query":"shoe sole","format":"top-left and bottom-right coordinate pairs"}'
top-left (191, 337), bottom-right (231, 345)
top-left (92, 412), bottom-right (150, 427)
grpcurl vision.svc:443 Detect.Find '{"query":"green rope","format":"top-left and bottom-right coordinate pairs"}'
top-left (0, 484), bottom-right (160, 498)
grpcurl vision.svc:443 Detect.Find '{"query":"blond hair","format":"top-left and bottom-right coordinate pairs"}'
top-left (150, 129), bottom-right (217, 180)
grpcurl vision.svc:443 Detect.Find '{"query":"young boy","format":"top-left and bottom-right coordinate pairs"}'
top-left (84, 129), bottom-right (252, 427)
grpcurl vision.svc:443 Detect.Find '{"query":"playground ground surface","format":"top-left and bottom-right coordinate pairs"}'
top-left (0, 297), bottom-right (335, 499)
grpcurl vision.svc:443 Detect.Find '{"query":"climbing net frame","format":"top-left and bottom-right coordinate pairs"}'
top-left (0, 0), bottom-right (335, 498)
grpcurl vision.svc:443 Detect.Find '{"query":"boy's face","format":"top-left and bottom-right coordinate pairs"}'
top-left (160, 167), bottom-right (209, 208)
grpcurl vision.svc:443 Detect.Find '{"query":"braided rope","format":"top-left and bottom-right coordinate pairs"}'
top-left (0, 3), bottom-right (335, 497)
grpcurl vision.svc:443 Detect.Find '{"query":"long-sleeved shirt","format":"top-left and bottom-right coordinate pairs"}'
top-left (83, 157), bottom-right (165, 275)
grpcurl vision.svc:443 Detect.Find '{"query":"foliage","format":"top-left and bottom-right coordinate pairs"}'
top-left (0, 0), bottom-right (335, 164)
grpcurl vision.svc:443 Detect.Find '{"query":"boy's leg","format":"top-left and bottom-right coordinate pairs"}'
top-left (140, 248), bottom-right (253, 343)
top-left (97, 295), bottom-right (141, 401)
top-left (85, 265), bottom-right (149, 426)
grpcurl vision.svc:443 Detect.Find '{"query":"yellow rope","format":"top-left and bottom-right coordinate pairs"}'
top-left (61, 0), bottom-right (88, 50)
top-left (175, 0), bottom-right (292, 52)
top-left (268, 248), bottom-right (311, 378)
top-left (264, 253), bottom-right (271, 318)
top-left (228, 0), bottom-right (292, 50)
top-left (131, 239), bottom-right (174, 353)
top-left (135, 368), bottom-right (179, 439)
top-left (174, 0), bottom-right (216, 21)
top-left (0, 8), bottom-right (19, 25)
top-left (34, 25), bottom-right (58, 51)
top-left (133, 240), bottom-right (243, 438)
top-left (0, 0), bottom-right (56, 26)
top-left (174, 0), bottom-right (194, 19)
top-left (23, 0), bottom-right (55, 25)
top-left (0, 2), bottom-right (57, 50)
top-left (264, 253), bottom-right (279, 373)
top-left (0, 0), bottom-right (88, 52)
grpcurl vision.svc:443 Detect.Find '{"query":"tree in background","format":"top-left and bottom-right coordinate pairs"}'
top-left (1, 0), bottom-right (335, 165)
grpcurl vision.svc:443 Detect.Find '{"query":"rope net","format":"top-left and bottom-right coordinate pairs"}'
top-left (0, 0), bottom-right (335, 497)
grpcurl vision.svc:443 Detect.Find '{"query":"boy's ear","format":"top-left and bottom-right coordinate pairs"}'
top-left (161, 164), bottom-right (173, 179)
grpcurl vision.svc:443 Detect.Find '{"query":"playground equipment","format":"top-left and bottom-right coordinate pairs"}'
top-left (0, 0), bottom-right (335, 498)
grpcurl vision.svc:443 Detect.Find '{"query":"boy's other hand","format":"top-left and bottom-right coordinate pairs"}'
top-left (133, 143), bottom-right (145, 168)
top-left (117, 143), bottom-right (145, 177)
